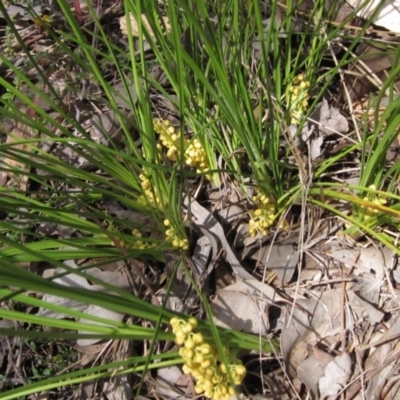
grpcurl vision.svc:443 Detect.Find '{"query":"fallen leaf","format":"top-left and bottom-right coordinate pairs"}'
top-left (212, 280), bottom-right (283, 334)
top-left (305, 98), bottom-right (349, 137)
top-left (346, 313), bottom-right (400, 399)
top-left (329, 243), bottom-right (392, 304)
top-left (39, 259), bottom-right (125, 345)
top-left (77, 297), bottom-right (124, 346)
top-left (281, 288), bottom-right (383, 378)
top-left (297, 349), bottom-right (332, 397)
top-left (250, 243), bottom-right (298, 284)
top-left (294, 99), bottom-right (349, 161)
top-left (319, 353), bottom-right (352, 399)
top-left (155, 366), bottom-right (189, 398)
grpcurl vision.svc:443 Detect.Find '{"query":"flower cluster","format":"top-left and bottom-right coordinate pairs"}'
top-left (154, 118), bottom-right (181, 161)
top-left (288, 73), bottom-right (310, 125)
top-left (137, 172), bottom-right (161, 206)
top-left (130, 229), bottom-right (157, 250)
top-left (248, 192), bottom-right (276, 237)
top-left (108, 225), bottom-right (156, 250)
top-left (170, 317), bottom-right (246, 400)
top-left (164, 219), bottom-right (189, 250)
top-left (185, 138), bottom-right (210, 173)
top-left (33, 14), bottom-right (52, 28)
top-left (360, 185), bottom-right (387, 220)
top-left (153, 118), bottom-right (210, 174)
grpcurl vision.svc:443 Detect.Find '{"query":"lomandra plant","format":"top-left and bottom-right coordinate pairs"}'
top-left (0, 0), bottom-right (281, 398)
top-left (2, 0), bottom-right (400, 398)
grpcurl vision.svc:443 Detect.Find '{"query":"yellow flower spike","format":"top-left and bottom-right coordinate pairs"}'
top-left (180, 347), bottom-right (194, 360)
top-left (185, 359), bottom-right (196, 368)
top-left (295, 73), bottom-right (304, 83)
top-left (203, 379), bottom-right (213, 390)
top-left (188, 317), bottom-right (198, 328)
top-left (193, 353), bottom-right (204, 364)
top-left (180, 239), bottom-right (189, 250)
top-left (141, 180), bottom-right (150, 190)
top-left (192, 332), bottom-right (203, 344)
top-left (182, 364), bottom-right (192, 374)
top-left (170, 317), bottom-right (246, 399)
top-left (165, 229), bottom-right (173, 237)
top-left (288, 73), bottom-right (311, 125)
top-left (194, 384), bottom-right (205, 394)
top-left (212, 373), bottom-right (223, 384)
top-left (233, 364), bottom-right (246, 379)
top-left (181, 322), bottom-right (194, 334)
top-left (175, 330), bottom-right (186, 341)
top-left (192, 368), bottom-right (205, 380)
top-left (219, 384), bottom-right (228, 395)
top-left (199, 343), bottom-right (212, 355)
top-left (185, 338), bottom-right (196, 349)
top-left (300, 81), bottom-right (309, 89)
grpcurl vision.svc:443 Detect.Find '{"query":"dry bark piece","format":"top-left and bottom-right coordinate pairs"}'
top-left (119, 13), bottom-right (171, 38)
top-left (346, 0), bottom-right (400, 31)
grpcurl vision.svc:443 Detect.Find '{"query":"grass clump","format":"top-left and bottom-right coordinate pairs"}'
top-left (1, 0), bottom-right (400, 398)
